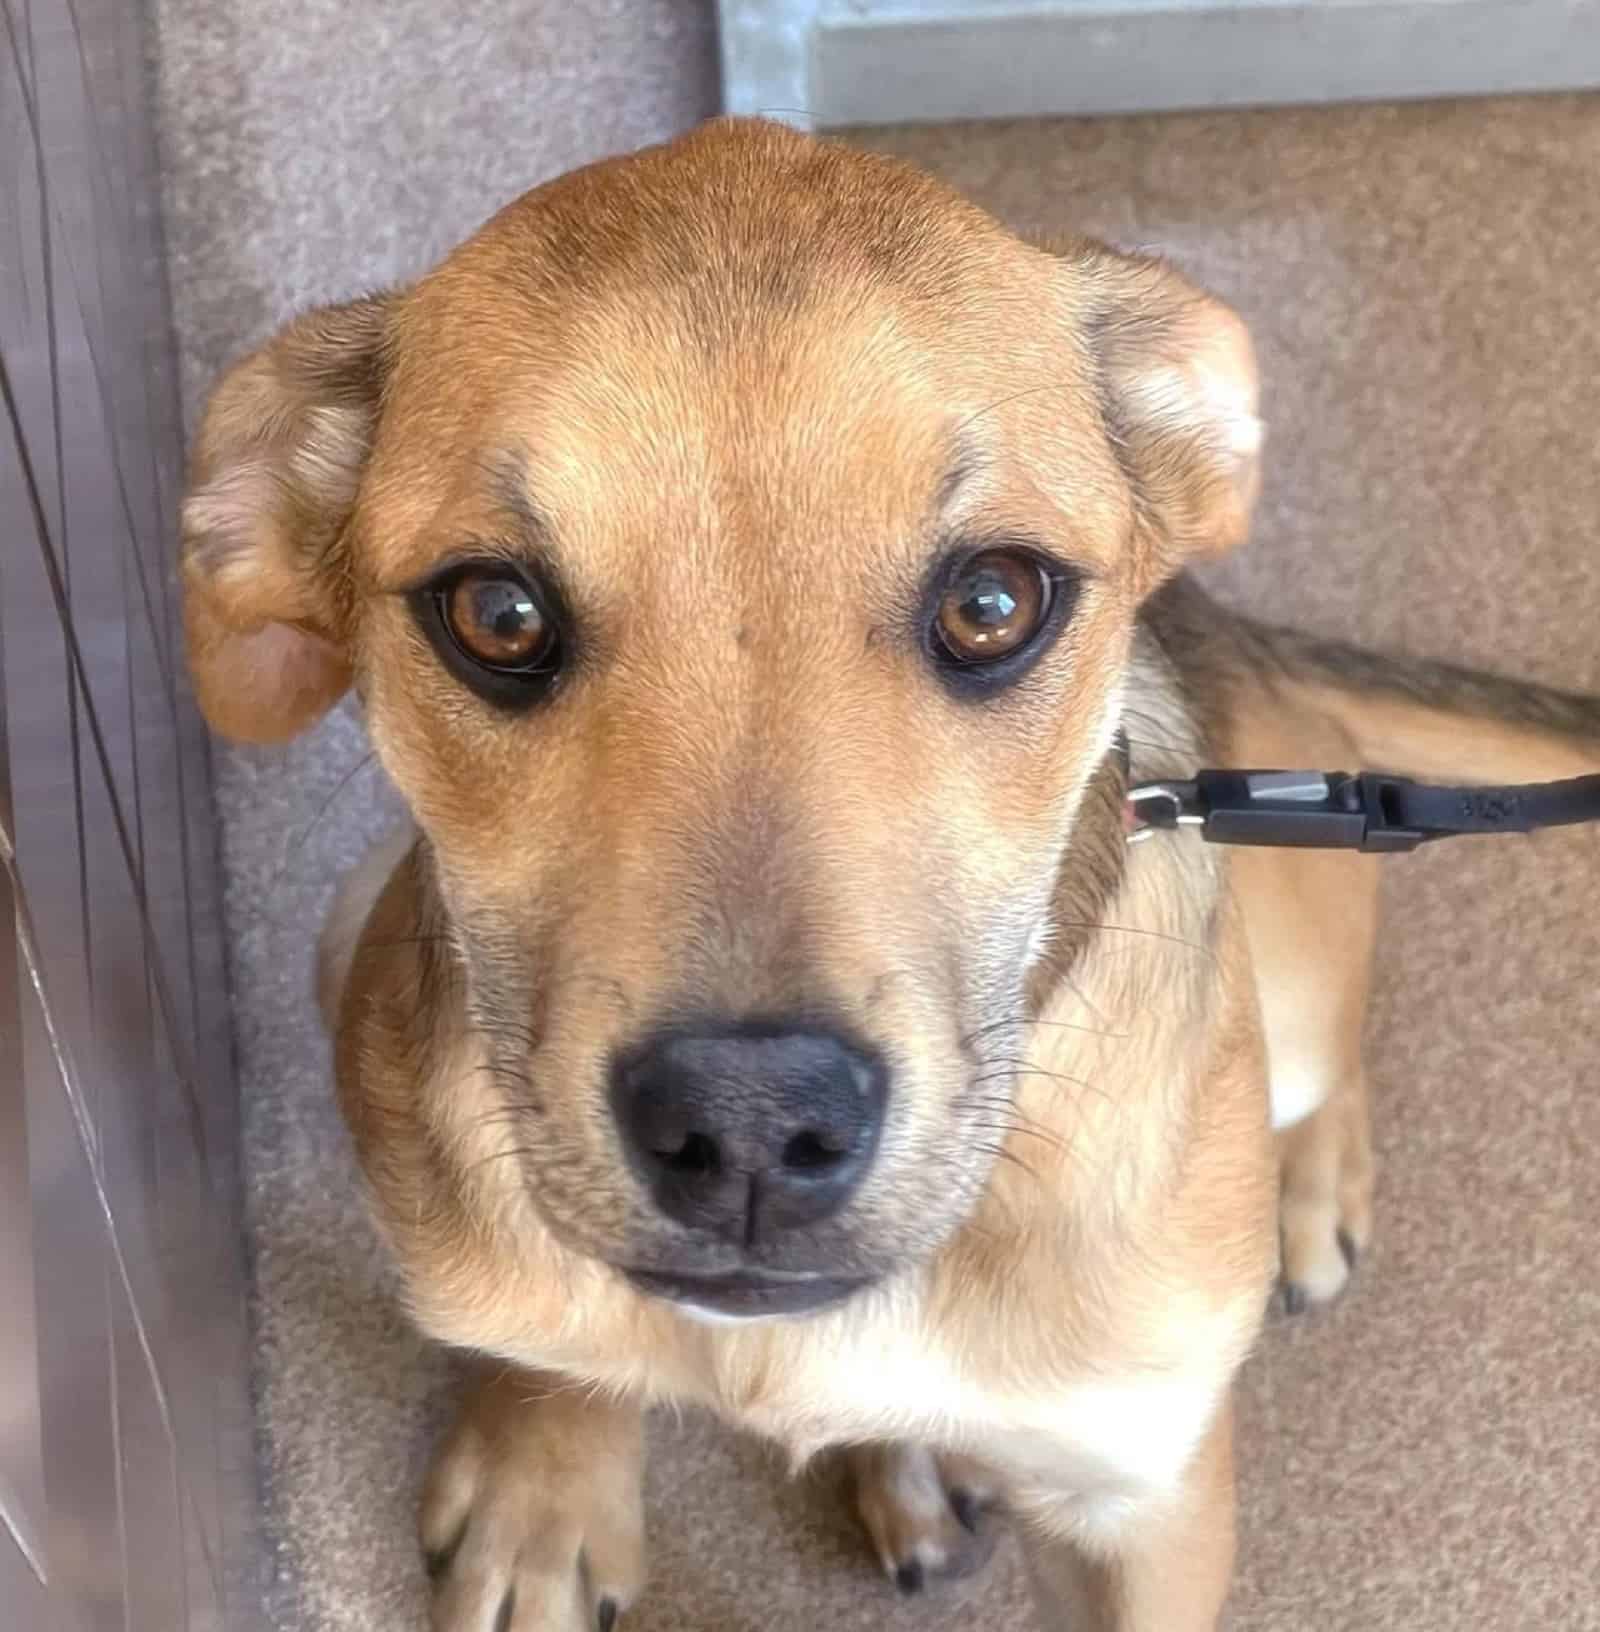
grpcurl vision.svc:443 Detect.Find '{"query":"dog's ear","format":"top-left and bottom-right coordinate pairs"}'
top-left (180, 294), bottom-right (394, 743)
top-left (1073, 245), bottom-right (1261, 588)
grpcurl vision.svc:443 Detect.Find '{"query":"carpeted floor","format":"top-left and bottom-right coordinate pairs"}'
top-left (152, 7), bottom-right (1600, 1627)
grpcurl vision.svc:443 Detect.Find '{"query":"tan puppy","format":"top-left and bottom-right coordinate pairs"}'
top-left (180, 118), bottom-right (1600, 1631)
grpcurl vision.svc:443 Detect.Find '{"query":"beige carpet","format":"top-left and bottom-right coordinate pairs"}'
top-left (152, 5), bottom-right (1600, 1623)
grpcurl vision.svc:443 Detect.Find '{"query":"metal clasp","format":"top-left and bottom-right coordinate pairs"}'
top-left (1126, 781), bottom-right (1205, 844)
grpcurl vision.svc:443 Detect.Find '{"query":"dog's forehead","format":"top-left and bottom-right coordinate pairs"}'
top-left (428, 118), bottom-right (1027, 311)
top-left (360, 123), bottom-right (1128, 590)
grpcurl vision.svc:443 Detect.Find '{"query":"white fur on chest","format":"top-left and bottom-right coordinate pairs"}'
top-left (707, 1311), bottom-right (1232, 1533)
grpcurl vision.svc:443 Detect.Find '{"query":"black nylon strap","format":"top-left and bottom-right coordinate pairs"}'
top-left (1378, 773), bottom-right (1600, 839)
top-left (1144, 769), bottom-right (1600, 851)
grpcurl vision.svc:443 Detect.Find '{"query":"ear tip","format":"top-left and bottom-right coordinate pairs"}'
top-left (187, 610), bottom-right (351, 744)
top-left (1227, 413), bottom-right (1265, 459)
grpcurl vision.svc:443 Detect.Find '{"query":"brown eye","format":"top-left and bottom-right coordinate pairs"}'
top-left (934, 550), bottom-right (1052, 664)
top-left (442, 571), bottom-right (552, 671)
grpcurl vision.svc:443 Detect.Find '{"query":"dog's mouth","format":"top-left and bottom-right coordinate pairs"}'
top-left (622, 1265), bottom-right (876, 1320)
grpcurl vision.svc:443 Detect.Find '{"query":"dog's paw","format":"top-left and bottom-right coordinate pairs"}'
top-left (850, 1443), bottom-right (1002, 1593)
top-left (1276, 1082), bottom-right (1374, 1314)
top-left (421, 1372), bottom-right (644, 1632)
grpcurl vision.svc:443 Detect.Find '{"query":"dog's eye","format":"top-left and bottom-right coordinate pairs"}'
top-left (933, 550), bottom-right (1053, 665)
top-left (440, 570), bottom-right (555, 672)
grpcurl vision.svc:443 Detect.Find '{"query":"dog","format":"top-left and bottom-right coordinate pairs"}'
top-left (179, 117), bottom-right (1600, 1630)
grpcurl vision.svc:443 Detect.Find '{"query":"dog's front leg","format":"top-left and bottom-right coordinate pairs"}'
top-left (1019, 1397), bottom-right (1236, 1632)
top-left (421, 1365), bottom-right (645, 1632)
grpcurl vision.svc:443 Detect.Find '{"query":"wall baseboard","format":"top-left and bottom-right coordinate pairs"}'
top-left (719, 0), bottom-right (1600, 128)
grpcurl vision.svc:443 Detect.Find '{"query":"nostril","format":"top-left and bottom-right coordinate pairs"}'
top-left (781, 1129), bottom-right (850, 1171)
top-left (659, 1130), bottom-right (721, 1177)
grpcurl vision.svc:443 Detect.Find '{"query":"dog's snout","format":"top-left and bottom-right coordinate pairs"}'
top-left (612, 1027), bottom-right (886, 1244)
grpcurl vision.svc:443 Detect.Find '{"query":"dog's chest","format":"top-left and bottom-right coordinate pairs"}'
top-left (706, 1313), bottom-right (1232, 1512)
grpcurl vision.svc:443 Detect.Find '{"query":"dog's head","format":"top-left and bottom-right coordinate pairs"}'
top-left (183, 120), bottom-right (1258, 1322)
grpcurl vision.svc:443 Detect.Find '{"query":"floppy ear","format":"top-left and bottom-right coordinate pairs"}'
top-left (1072, 245), bottom-right (1262, 589)
top-left (180, 293), bottom-right (394, 744)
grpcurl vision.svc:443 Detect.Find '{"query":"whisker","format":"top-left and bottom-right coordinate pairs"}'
top-left (969, 1060), bottom-right (1096, 1090)
top-left (1054, 919), bottom-right (1214, 958)
top-left (964, 1062), bottom-right (1115, 1113)
top-left (968, 1116), bottom-right (1071, 1160)
top-left (1119, 732), bottom-right (1200, 758)
top-left (453, 1058), bottom-right (540, 1093)
top-left (972, 1052), bottom-right (1089, 1076)
top-left (952, 379), bottom-right (1075, 440)
top-left (475, 1019), bottom-right (545, 1051)
top-left (972, 1142), bottom-right (1041, 1187)
top-left (959, 1012), bottom-right (1127, 1048)
top-left (274, 751), bottom-right (380, 884)
top-left (464, 1145), bottom-right (548, 1176)
top-left (464, 1096), bottom-right (544, 1124)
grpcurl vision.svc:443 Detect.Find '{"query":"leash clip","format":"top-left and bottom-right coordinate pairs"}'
top-left (1128, 771), bottom-right (1431, 852)
top-left (1130, 765), bottom-right (1600, 852)
top-left (1125, 781), bottom-right (1206, 844)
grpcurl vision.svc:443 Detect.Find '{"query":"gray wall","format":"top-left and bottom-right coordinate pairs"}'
top-left (0, 2), bottom-right (264, 1627)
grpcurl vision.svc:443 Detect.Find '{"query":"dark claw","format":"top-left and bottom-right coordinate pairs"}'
top-left (494, 1588), bottom-right (516, 1632)
top-left (895, 1559), bottom-right (925, 1595)
top-left (598, 1598), bottom-right (618, 1632)
top-left (949, 1488), bottom-right (981, 1534)
top-left (424, 1520), bottom-right (468, 1582)
top-left (1337, 1229), bottom-right (1359, 1272)
top-left (1282, 1282), bottom-right (1309, 1317)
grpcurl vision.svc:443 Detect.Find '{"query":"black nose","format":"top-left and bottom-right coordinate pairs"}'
top-left (611, 1025), bottom-right (886, 1245)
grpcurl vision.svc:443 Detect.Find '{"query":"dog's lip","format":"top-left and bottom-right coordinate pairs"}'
top-left (622, 1265), bottom-right (873, 1317)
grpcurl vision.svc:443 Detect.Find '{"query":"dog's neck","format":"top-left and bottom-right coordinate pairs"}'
top-left (1027, 621), bottom-right (1207, 1013)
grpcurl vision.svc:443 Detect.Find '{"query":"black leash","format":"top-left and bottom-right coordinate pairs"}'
top-left (1127, 768), bottom-right (1600, 852)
